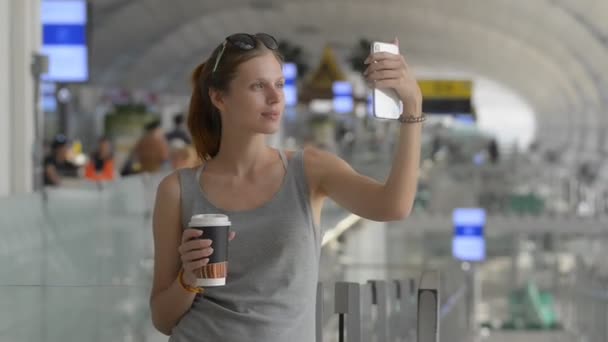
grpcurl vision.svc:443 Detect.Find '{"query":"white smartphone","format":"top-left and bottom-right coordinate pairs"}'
top-left (371, 41), bottom-right (403, 120)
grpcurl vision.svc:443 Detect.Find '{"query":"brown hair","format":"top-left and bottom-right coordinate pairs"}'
top-left (187, 38), bottom-right (283, 161)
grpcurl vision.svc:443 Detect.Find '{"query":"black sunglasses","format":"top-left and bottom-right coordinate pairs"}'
top-left (212, 33), bottom-right (279, 73)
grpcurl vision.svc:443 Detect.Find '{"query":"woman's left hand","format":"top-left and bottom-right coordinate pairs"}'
top-left (363, 38), bottom-right (422, 115)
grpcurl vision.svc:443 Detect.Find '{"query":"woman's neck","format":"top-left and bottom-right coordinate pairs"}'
top-left (210, 132), bottom-right (273, 177)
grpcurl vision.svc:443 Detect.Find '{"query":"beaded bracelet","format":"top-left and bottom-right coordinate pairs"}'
top-left (398, 113), bottom-right (426, 124)
top-left (178, 269), bottom-right (204, 294)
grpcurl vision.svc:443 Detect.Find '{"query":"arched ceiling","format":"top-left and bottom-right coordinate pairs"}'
top-left (89, 0), bottom-right (608, 162)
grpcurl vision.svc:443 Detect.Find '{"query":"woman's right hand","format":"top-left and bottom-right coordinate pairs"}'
top-left (178, 229), bottom-right (212, 287)
top-left (177, 229), bottom-right (236, 287)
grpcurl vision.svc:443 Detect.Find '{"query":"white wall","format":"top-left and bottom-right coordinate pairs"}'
top-left (0, 0), bottom-right (40, 197)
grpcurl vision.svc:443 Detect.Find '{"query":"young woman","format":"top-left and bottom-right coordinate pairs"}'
top-left (150, 33), bottom-right (423, 341)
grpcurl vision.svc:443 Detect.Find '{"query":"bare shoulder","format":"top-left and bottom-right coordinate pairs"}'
top-left (156, 169), bottom-right (183, 200)
top-left (153, 170), bottom-right (185, 234)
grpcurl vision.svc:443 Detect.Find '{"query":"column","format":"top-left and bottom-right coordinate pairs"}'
top-left (1, 0), bottom-right (41, 196)
top-left (0, 0), bottom-right (11, 196)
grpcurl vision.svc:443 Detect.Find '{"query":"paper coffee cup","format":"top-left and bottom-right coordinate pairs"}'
top-left (188, 214), bottom-right (231, 287)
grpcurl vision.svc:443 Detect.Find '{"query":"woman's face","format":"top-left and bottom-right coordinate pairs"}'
top-left (215, 52), bottom-right (285, 135)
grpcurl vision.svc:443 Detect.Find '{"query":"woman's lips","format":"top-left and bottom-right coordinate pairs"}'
top-left (262, 111), bottom-right (280, 120)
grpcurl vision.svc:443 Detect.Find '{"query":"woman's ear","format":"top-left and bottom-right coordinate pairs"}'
top-left (209, 88), bottom-right (225, 113)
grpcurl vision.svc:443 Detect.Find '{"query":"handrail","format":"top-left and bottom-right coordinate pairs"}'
top-left (321, 213), bottom-right (362, 247)
top-left (440, 284), bottom-right (467, 318)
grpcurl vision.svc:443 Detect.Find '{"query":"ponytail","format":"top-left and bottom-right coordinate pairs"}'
top-left (187, 62), bottom-right (222, 161)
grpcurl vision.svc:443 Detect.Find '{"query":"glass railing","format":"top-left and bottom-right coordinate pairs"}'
top-left (0, 171), bottom-right (470, 342)
top-left (5, 145), bottom-right (603, 341)
top-left (0, 174), bottom-right (166, 342)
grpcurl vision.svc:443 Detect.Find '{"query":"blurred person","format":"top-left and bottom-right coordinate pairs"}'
top-left (166, 113), bottom-right (192, 146)
top-left (44, 134), bottom-right (79, 186)
top-left (150, 33), bottom-right (423, 341)
top-left (335, 118), bottom-right (356, 158)
top-left (135, 120), bottom-right (170, 172)
top-left (169, 140), bottom-right (199, 170)
top-left (84, 136), bottom-right (116, 182)
top-left (430, 134), bottom-right (441, 161)
top-left (488, 138), bottom-right (500, 164)
top-left (122, 120), bottom-right (170, 175)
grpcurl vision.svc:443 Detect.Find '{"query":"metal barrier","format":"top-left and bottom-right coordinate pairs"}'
top-left (418, 271), bottom-right (440, 342)
top-left (323, 271), bottom-right (441, 342)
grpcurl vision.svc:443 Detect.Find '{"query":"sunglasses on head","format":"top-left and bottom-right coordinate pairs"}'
top-left (212, 33), bottom-right (279, 74)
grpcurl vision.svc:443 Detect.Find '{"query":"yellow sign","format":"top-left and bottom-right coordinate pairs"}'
top-left (418, 80), bottom-right (472, 99)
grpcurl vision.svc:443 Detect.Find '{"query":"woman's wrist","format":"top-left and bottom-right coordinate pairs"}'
top-left (180, 269), bottom-right (196, 287)
top-left (400, 91), bottom-right (422, 113)
top-left (178, 269), bottom-right (203, 294)
top-left (399, 99), bottom-right (425, 124)
top-left (398, 113), bottom-right (426, 124)
top-left (402, 102), bottom-right (422, 117)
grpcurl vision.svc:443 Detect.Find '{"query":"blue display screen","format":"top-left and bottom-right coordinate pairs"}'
top-left (283, 63), bottom-right (298, 107)
top-left (333, 81), bottom-right (353, 114)
top-left (284, 85), bottom-right (298, 107)
top-left (454, 114), bottom-right (475, 125)
top-left (452, 208), bottom-right (486, 262)
top-left (41, 0), bottom-right (89, 82)
top-left (332, 81), bottom-right (352, 95)
top-left (283, 63), bottom-right (297, 80)
top-left (41, 82), bottom-right (57, 112)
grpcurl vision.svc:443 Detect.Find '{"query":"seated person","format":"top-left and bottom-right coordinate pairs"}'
top-left (84, 136), bottom-right (116, 182)
top-left (44, 134), bottom-right (79, 186)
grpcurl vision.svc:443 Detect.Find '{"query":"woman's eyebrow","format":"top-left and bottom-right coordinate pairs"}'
top-left (252, 76), bottom-right (285, 82)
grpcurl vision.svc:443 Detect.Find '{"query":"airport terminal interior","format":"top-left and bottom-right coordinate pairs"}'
top-left (1, 0), bottom-right (608, 341)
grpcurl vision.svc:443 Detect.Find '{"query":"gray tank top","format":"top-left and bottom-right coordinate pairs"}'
top-left (171, 149), bottom-right (322, 342)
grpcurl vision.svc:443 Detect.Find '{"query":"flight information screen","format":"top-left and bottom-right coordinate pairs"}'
top-left (41, 0), bottom-right (89, 82)
top-left (452, 208), bottom-right (486, 262)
